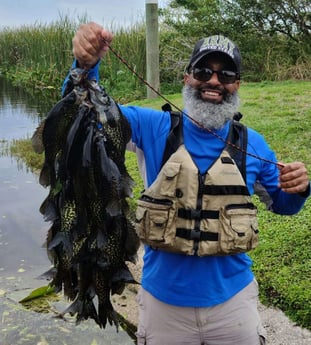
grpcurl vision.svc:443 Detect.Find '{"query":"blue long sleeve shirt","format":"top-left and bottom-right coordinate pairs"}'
top-left (63, 62), bottom-right (310, 307)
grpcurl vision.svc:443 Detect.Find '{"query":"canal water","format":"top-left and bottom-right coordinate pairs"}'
top-left (0, 77), bottom-right (50, 279)
top-left (0, 77), bottom-right (135, 345)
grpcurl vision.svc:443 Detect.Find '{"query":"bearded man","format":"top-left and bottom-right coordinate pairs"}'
top-left (64, 23), bottom-right (310, 345)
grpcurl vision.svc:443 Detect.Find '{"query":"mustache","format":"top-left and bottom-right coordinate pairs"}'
top-left (198, 84), bottom-right (229, 99)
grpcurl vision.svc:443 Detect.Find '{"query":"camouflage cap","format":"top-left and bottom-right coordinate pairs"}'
top-left (186, 35), bottom-right (241, 73)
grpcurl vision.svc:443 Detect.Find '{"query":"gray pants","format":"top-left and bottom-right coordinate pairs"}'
top-left (136, 279), bottom-right (266, 345)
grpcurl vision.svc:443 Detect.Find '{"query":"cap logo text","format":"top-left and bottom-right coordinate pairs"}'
top-left (200, 36), bottom-right (235, 59)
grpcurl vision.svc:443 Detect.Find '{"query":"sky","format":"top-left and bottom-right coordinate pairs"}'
top-left (0, 0), bottom-right (168, 29)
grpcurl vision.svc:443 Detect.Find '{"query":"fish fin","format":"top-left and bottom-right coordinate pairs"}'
top-left (120, 107), bottom-right (132, 143)
top-left (82, 124), bottom-right (94, 167)
top-left (48, 232), bottom-right (72, 257)
top-left (124, 219), bottom-right (141, 260)
top-left (111, 281), bottom-right (126, 295)
top-left (65, 106), bottom-right (87, 168)
top-left (120, 173), bottom-right (135, 198)
top-left (97, 258), bottom-right (110, 270)
top-left (63, 273), bottom-right (79, 301)
top-left (36, 267), bottom-right (57, 281)
top-left (111, 266), bottom-right (139, 295)
top-left (126, 253), bottom-right (139, 264)
top-left (96, 228), bottom-right (108, 250)
top-left (39, 163), bottom-right (51, 187)
top-left (106, 197), bottom-right (122, 217)
top-left (97, 137), bottom-right (121, 183)
top-left (111, 266), bottom-right (137, 286)
top-left (39, 196), bottom-right (58, 222)
top-left (31, 120), bottom-right (45, 153)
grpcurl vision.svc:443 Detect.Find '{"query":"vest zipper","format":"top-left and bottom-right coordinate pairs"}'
top-left (193, 173), bottom-right (205, 254)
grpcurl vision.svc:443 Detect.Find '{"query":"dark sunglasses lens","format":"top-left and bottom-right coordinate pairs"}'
top-left (192, 68), bottom-right (237, 83)
top-left (193, 68), bottom-right (213, 81)
top-left (218, 70), bottom-right (237, 83)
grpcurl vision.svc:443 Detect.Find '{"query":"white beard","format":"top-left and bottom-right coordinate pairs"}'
top-left (182, 85), bottom-right (240, 129)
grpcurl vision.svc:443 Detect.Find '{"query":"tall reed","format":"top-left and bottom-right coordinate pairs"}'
top-left (101, 22), bottom-right (147, 101)
top-left (0, 15), bottom-right (79, 90)
top-left (0, 16), bottom-right (148, 101)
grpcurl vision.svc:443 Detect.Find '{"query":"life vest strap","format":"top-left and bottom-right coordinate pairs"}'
top-left (178, 208), bottom-right (219, 220)
top-left (203, 185), bottom-right (250, 195)
top-left (176, 228), bottom-right (219, 241)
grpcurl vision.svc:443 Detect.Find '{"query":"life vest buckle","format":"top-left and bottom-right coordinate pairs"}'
top-left (190, 209), bottom-right (201, 220)
top-left (190, 229), bottom-right (201, 241)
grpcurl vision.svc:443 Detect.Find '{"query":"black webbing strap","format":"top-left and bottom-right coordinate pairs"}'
top-left (178, 208), bottom-right (219, 220)
top-left (161, 104), bottom-right (184, 168)
top-left (226, 120), bottom-right (248, 183)
top-left (202, 185), bottom-right (250, 195)
top-left (176, 228), bottom-right (219, 241)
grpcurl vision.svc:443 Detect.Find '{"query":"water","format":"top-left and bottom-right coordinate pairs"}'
top-left (0, 77), bottom-right (135, 345)
top-left (0, 77), bottom-right (50, 278)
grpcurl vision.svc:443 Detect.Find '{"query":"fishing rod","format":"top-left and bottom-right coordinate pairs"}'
top-left (104, 40), bottom-right (301, 168)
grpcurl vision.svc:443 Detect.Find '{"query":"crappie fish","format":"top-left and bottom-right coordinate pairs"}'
top-left (35, 68), bottom-right (140, 330)
top-left (32, 68), bottom-right (89, 187)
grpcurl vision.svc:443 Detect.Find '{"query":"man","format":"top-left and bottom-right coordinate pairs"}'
top-left (65, 22), bottom-right (310, 345)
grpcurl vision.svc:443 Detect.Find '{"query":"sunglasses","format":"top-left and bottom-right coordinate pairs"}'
top-left (192, 67), bottom-right (239, 84)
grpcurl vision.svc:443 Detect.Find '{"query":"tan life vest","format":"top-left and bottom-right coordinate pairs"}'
top-left (135, 145), bottom-right (259, 256)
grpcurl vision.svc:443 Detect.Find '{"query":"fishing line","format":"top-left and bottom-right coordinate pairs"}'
top-left (104, 40), bottom-right (285, 168)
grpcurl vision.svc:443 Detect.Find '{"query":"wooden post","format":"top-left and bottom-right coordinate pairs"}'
top-left (145, 0), bottom-right (159, 99)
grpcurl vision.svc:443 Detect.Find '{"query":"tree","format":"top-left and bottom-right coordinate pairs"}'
top-left (160, 0), bottom-right (236, 38)
top-left (159, 0), bottom-right (311, 80)
top-left (227, 0), bottom-right (311, 48)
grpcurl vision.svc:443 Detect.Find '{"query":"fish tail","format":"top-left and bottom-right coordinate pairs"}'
top-left (98, 300), bottom-right (119, 330)
top-left (62, 298), bottom-right (82, 317)
top-left (62, 296), bottom-right (99, 325)
top-left (63, 272), bottom-right (78, 301)
top-left (50, 273), bottom-right (63, 294)
top-left (82, 299), bottom-right (100, 325)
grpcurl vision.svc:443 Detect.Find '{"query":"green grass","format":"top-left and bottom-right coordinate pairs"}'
top-left (239, 80), bottom-right (311, 166)
top-left (10, 80), bottom-right (311, 329)
top-left (251, 197), bottom-right (311, 327)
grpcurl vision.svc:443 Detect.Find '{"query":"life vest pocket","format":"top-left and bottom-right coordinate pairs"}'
top-left (147, 162), bottom-right (181, 198)
top-left (135, 195), bottom-right (176, 248)
top-left (219, 203), bottom-right (259, 254)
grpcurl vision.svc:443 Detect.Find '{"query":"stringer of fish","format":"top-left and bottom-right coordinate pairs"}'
top-left (33, 68), bottom-right (140, 331)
